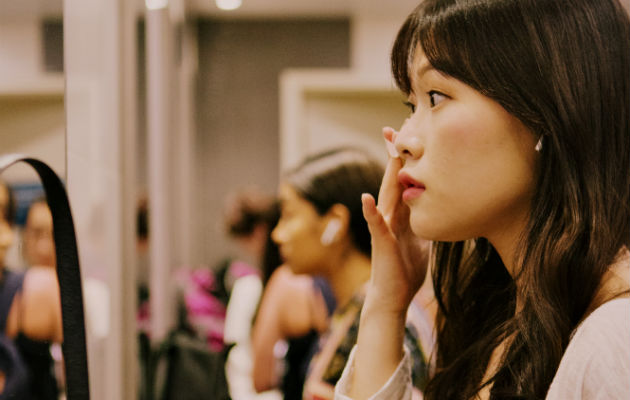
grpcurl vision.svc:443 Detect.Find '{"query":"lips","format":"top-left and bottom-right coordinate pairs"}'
top-left (398, 172), bottom-right (426, 202)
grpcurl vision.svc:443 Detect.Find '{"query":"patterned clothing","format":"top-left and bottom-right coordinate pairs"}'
top-left (174, 259), bottom-right (258, 351)
top-left (304, 286), bottom-right (430, 400)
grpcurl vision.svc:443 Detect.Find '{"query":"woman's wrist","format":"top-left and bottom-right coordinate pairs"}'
top-left (350, 287), bottom-right (408, 399)
top-left (363, 282), bottom-right (414, 319)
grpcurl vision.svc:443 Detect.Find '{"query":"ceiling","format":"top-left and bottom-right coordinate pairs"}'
top-left (189, 0), bottom-right (419, 18)
top-left (0, 0), bottom-right (419, 19)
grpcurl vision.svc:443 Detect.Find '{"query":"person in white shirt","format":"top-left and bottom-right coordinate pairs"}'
top-left (334, 0), bottom-right (630, 399)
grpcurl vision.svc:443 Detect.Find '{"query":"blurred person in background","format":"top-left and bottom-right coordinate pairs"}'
top-left (22, 198), bottom-right (56, 269)
top-left (222, 190), bottom-right (283, 400)
top-left (0, 181), bottom-right (62, 400)
top-left (254, 148), bottom-right (431, 400)
top-left (21, 198), bottom-right (66, 397)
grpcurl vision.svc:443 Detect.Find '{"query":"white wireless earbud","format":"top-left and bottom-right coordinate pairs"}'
top-left (535, 136), bottom-right (543, 152)
top-left (320, 219), bottom-right (342, 246)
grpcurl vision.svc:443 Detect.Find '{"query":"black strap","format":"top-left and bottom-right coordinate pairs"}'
top-left (0, 154), bottom-right (90, 400)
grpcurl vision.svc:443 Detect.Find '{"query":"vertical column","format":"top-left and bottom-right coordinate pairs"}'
top-left (173, 19), bottom-right (197, 269)
top-left (146, 3), bottom-right (176, 343)
top-left (120, 0), bottom-right (141, 398)
top-left (64, 0), bottom-right (138, 399)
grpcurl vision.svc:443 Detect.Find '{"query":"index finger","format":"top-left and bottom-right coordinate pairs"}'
top-left (377, 153), bottom-right (403, 217)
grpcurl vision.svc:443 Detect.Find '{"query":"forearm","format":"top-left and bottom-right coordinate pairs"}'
top-left (348, 292), bottom-right (408, 399)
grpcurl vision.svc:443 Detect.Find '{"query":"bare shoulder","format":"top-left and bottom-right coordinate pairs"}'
top-left (267, 265), bottom-right (312, 291)
top-left (23, 266), bottom-right (59, 292)
top-left (264, 265), bottom-right (317, 337)
top-left (20, 266), bottom-right (62, 342)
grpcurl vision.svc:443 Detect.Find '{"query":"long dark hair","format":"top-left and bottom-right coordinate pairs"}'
top-left (392, 0), bottom-right (630, 398)
top-left (286, 147), bottom-right (384, 257)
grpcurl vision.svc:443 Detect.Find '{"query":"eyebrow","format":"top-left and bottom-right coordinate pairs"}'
top-left (408, 61), bottom-right (437, 95)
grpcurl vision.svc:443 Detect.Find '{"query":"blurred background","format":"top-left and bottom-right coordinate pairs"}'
top-left (2, 0), bottom-right (629, 399)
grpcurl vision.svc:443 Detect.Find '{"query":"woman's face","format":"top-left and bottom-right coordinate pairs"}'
top-left (272, 184), bottom-right (330, 275)
top-left (23, 202), bottom-right (56, 267)
top-left (396, 48), bottom-right (538, 243)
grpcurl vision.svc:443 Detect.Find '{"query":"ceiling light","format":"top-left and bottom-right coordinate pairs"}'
top-left (216, 0), bottom-right (242, 11)
top-left (146, 0), bottom-right (168, 10)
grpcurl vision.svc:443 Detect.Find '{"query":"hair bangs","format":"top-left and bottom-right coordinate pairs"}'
top-left (392, 0), bottom-right (486, 96)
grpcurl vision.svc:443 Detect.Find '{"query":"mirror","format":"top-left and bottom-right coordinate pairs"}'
top-left (0, 0), bottom-right (66, 398)
top-left (0, 1), bottom-right (65, 265)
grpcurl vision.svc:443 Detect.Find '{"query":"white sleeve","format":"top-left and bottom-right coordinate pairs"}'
top-left (334, 345), bottom-right (413, 400)
top-left (223, 275), bottom-right (263, 344)
top-left (546, 298), bottom-right (630, 400)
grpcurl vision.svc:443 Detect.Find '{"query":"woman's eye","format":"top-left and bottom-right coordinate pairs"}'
top-left (403, 101), bottom-right (416, 114)
top-left (429, 91), bottom-right (447, 107)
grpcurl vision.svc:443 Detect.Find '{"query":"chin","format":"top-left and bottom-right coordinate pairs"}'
top-left (286, 263), bottom-right (305, 275)
top-left (409, 214), bottom-right (460, 243)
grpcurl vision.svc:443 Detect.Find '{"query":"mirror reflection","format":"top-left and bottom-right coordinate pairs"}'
top-left (0, 1), bottom-right (65, 399)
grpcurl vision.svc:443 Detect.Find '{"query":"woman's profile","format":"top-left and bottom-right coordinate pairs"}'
top-left (334, 0), bottom-right (630, 399)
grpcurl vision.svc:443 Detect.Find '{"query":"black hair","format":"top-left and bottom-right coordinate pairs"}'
top-left (137, 204), bottom-right (148, 241)
top-left (259, 201), bottom-right (281, 286)
top-left (224, 191), bottom-right (276, 238)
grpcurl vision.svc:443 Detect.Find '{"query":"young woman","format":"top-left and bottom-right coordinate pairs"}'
top-left (0, 181), bottom-right (63, 399)
top-left (253, 148), bottom-right (432, 400)
top-left (335, 0), bottom-right (630, 399)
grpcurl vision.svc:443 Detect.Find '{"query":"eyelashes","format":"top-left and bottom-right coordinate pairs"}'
top-left (403, 90), bottom-right (448, 114)
top-left (428, 91), bottom-right (447, 107)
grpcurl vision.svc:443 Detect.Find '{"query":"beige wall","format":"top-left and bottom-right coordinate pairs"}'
top-left (194, 19), bottom-right (351, 267)
top-left (0, 20), bottom-right (65, 182)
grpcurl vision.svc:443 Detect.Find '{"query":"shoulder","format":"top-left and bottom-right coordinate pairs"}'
top-left (547, 298), bottom-right (630, 399)
top-left (22, 266), bottom-right (60, 313)
top-left (5, 266), bottom-right (61, 342)
top-left (23, 266), bottom-right (59, 293)
top-left (258, 266), bottom-right (316, 337)
top-left (231, 274), bottom-right (262, 296)
top-left (265, 265), bottom-right (313, 300)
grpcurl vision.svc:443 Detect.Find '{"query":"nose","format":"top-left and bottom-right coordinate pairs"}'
top-left (270, 223), bottom-right (283, 244)
top-left (395, 117), bottom-right (424, 161)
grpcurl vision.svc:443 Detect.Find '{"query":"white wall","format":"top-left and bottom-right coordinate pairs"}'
top-left (0, 19), bottom-right (43, 79)
top-left (350, 12), bottom-right (410, 79)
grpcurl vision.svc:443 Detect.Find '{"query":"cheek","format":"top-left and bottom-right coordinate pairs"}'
top-left (434, 105), bottom-right (494, 155)
top-left (431, 103), bottom-right (534, 181)
top-left (280, 219), bottom-right (319, 250)
top-left (416, 107), bottom-right (536, 240)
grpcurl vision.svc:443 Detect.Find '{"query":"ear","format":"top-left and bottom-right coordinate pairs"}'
top-left (320, 204), bottom-right (350, 246)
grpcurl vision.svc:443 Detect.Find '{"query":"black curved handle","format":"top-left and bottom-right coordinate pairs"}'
top-left (0, 154), bottom-right (90, 400)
